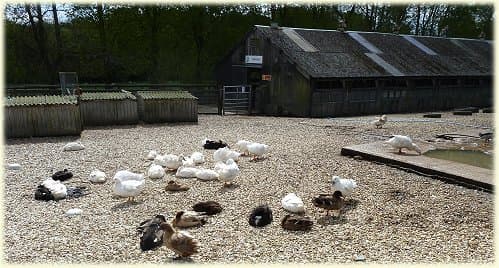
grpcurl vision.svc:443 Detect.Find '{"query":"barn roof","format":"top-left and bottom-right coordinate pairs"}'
top-left (136, 91), bottom-right (198, 100)
top-left (4, 95), bottom-right (78, 107)
top-left (80, 91), bottom-right (136, 101)
top-left (254, 25), bottom-right (492, 79)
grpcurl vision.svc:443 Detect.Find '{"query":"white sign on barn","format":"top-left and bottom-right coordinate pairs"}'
top-left (245, 55), bottom-right (263, 64)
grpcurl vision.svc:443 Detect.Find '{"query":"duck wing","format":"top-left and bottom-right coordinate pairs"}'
top-left (169, 232), bottom-right (200, 257)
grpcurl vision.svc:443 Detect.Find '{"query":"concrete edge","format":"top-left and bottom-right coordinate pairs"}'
top-left (341, 147), bottom-right (493, 193)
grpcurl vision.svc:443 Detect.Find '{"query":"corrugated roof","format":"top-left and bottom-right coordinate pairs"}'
top-left (136, 91), bottom-right (198, 100)
top-left (254, 25), bottom-right (492, 78)
top-left (80, 91), bottom-right (136, 101)
top-left (5, 95), bottom-right (78, 107)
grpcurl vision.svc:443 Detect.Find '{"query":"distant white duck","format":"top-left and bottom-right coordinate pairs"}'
top-left (63, 142), bottom-right (85, 151)
top-left (164, 154), bottom-right (184, 170)
top-left (147, 150), bottom-right (159, 160)
top-left (385, 135), bottom-right (422, 155)
top-left (175, 166), bottom-right (199, 178)
top-left (247, 142), bottom-right (270, 161)
top-left (89, 169), bottom-right (107, 183)
top-left (113, 170), bottom-right (145, 202)
top-left (331, 176), bottom-right (357, 198)
top-left (214, 159), bottom-right (240, 186)
top-left (153, 154), bottom-right (166, 167)
top-left (281, 193), bottom-right (305, 214)
top-left (66, 208), bottom-right (82, 217)
top-left (213, 147), bottom-right (241, 162)
top-left (195, 168), bottom-right (219, 181)
top-left (41, 178), bottom-right (67, 200)
top-left (181, 156), bottom-right (196, 167)
top-left (7, 163), bottom-right (21, 170)
top-left (235, 140), bottom-right (253, 156)
top-left (148, 164), bottom-right (165, 179)
top-left (371, 115), bottom-right (387, 129)
top-left (190, 152), bottom-right (205, 165)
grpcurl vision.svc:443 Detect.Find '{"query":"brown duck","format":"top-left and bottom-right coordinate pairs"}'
top-left (165, 180), bottom-right (190, 192)
top-left (171, 210), bottom-right (207, 228)
top-left (192, 201), bottom-right (222, 215)
top-left (160, 222), bottom-right (200, 259)
top-left (281, 214), bottom-right (314, 231)
top-left (312, 191), bottom-right (345, 216)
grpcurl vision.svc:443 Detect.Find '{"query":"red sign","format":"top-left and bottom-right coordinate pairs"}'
top-left (262, 74), bottom-right (272, 81)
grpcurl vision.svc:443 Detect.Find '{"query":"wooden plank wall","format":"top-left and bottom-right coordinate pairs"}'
top-left (80, 100), bottom-right (138, 126)
top-left (140, 99), bottom-right (198, 123)
top-left (6, 105), bottom-right (82, 138)
top-left (310, 84), bottom-right (492, 117)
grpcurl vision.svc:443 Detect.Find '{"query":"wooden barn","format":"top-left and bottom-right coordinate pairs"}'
top-left (215, 25), bottom-right (493, 117)
top-left (5, 95), bottom-right (82, 138)
top-left (136, 91), bottom-right (198, 123)
top-left (79, 91), bottom-right (138, 126)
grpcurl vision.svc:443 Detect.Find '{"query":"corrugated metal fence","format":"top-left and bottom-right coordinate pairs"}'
top-left (6, 83), bottom-right (219, 114)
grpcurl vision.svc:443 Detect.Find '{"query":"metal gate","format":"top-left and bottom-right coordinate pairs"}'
top-left (59, 72), bottom-right (79, 95)
top-left (222, 85), bottom-right (252, 115)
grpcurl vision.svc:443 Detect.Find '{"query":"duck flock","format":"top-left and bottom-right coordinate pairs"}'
top-left (28, 114), bottom-right (428, 260)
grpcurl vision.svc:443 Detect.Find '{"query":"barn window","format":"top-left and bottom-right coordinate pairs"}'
top-left (414, 79), bottom-right (433, 88)
top-left (385, 79), bottom-right (406, 88)
top-left (462, 78), bottom-right (479, 87)
top-left (482, 77), bottom-right (491, 87)
top-left (351, 80), bottom-right (376, 88)
top-left (383, 89), bottom-right (403, 99)
top-left (439, 78), bottom-right (458, 86)
top-left (315, 80), bottom-right (343, 90)
top-left (349, 89), bottom-right (376, 102)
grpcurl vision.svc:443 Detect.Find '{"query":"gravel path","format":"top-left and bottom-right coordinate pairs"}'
top-left (3, 112), bottom-right (494, 264)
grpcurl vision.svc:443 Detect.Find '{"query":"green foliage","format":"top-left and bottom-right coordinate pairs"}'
top-left (4, 3), bottom-right (494, 84)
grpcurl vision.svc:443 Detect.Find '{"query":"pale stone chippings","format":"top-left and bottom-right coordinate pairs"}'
top-left (3, 112), bottom-right (494, 263)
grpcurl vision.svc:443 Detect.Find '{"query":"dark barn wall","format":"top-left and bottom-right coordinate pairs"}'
top-left (264, 45), bottom-right (311, 116)
top-left (309, 76), bottom-right (492, 117)
top-left (215, 45), bottom-right (248, 87)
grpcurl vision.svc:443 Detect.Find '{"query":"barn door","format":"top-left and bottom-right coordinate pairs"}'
top-left (222, 85), bottom-right (252, 115)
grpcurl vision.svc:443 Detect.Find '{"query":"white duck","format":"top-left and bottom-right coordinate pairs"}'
top-left (331, 176), bottom-right (357, 198)
top-left (235, 140), bottom-right (252, 156)
top-left (214, 159), bottom-right (240, 186)
top-left (153, 154), bottom-right (167, 167)
top-left (195, 168), bottom-right (219, 181)
top-left (89, 169), bottom-right (107, 183)
top-left (385, 135), bottom-right (422, 155)
top-left (41, 178), bottom-right (67, 200)
top-left (66, 208), bottom-right (82, 217)
top-left (63, 142), bottom-right (85, 151)
top-left (190, 152), bottom-right (205, 165)
top-left (247, 142), bottom-right (270, 161)
top-left (181, 156), bottom-right (196, 167)
top-left (281, 193), bottom-right (305, 213)
top-left (164, 154), bottom-right (184, 170)
top-left (147, 150), bottom-right (159, 160)
top-left (371, 115), bottom-right (387, 129)
top-left (113, 170), bottom-right (145, 202)
top-left (175, 166), bottom-right (199, 178)
top-left (213, 147), bottom-right (241, 162)
top-left (7, 163), bottom-right (21, 170)
top-left (148, 164), bottom-right (165, 179)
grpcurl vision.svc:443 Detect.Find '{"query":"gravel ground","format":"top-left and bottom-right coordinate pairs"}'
top-left (3, 112), bottom-right (494, 264)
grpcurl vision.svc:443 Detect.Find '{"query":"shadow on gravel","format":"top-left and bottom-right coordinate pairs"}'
top-left (111, 200), bottom-right (144, 210)
top-left (218, 184), bottom-right (240, 193)
top-left (316, 215), bottom-right (348, 226)
top-left (342, 198), bottom-right (360, 212)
